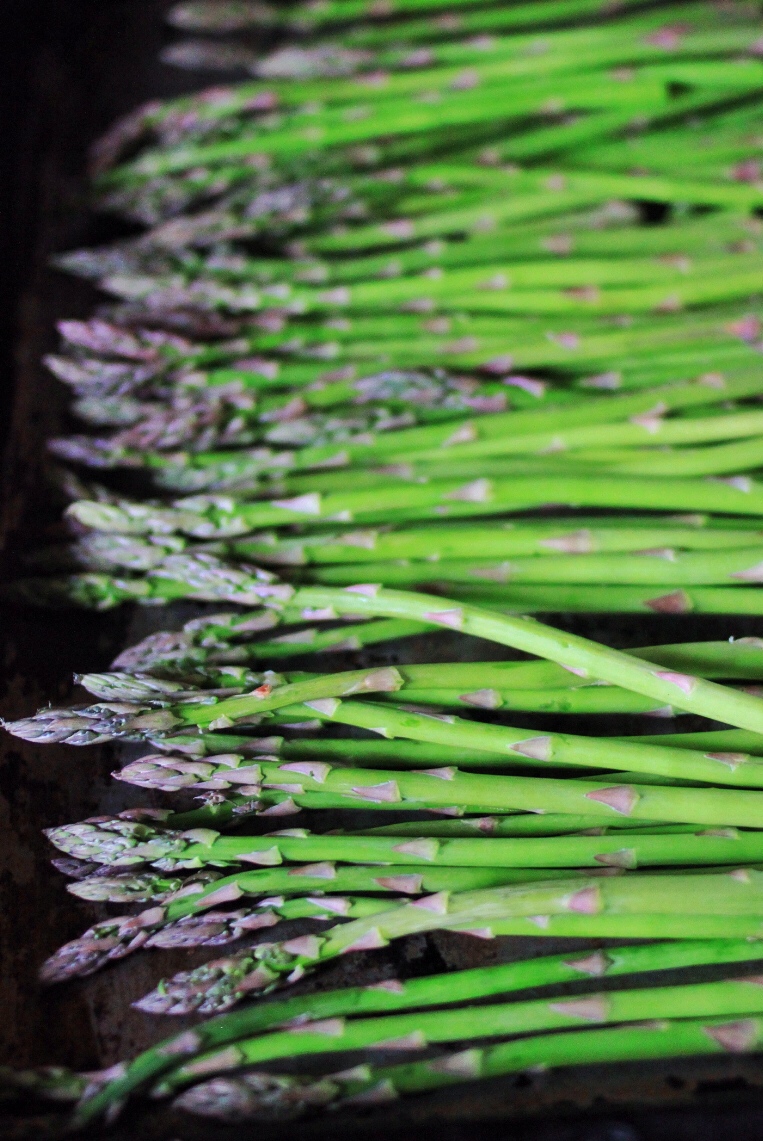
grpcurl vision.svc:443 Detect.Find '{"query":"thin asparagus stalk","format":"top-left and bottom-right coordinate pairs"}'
top-left (447, 582), bottom-right (763, 614)
top-left (78, 639), bottom-right (763, 714)
top-left (72, 933), bottom-right (763, 1125)
top-left (108, 608), bottom-right (436, 672)
top-left (108, 612), bottom-right (763, 682)
top-left (66, 865), bottom-right (582, 906)
top-left (305, 546), bottom-right (763, 588)
top-left (133, 869), bottom-right (763, 1008)
top-left (627, 729), bottom-right (763, 755)
top-left (148, 728), bottom-right (739, 770)
top-left (355, 818), bottom-right (702, 838)
top-left (170, 1015), bottom-right (763, 1121)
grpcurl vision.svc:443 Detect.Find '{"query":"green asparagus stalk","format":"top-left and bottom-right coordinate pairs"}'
top-left (303, 545), bottom-right (763, 588)
top-left (78, 637), bottom-right (763, 714)
top-left (17, 646), bottom-right (763, 785)
top-left (447, 582), bottom-right (763, 614)
top-left (170, 1015), bottom-right (763, 1121)
top-left (141, 523), bottom-right (763, 567)
top-left (56, 477), bottom-right (763, 546)
top-left (44, 739), bottom-right (763, 824)
top-left (61, 208), bottom-right (761, 303)
top-left (49, 811), bottom-right (763, 873)
top-left (355, 818), bottom-right (702, 838)
top-left (165, 0), bottom-right (701, 42)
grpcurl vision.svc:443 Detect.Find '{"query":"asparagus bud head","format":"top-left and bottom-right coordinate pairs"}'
top-left (5, 701), bottom-right (185, 744)
top-left (0, 1065), bottom-right (89, 1105)
top-left (67, 869), bottom-right (221, 903)
top-left (117, 753), bottom-right (264, 792)
top-left (44, 817), bottom-right (196, 866)
top-left (39, 909), bottom-right (169, 984)
top-left (173, 1072), bottom-right (340, 1121)
top-left (135, 945), bottom-right (285, 1014)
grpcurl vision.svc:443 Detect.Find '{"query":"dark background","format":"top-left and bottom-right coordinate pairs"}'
top-left (4, 2), bottom-right (763, 1137)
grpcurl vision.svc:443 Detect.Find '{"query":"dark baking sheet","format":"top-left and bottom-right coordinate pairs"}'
top-left (4, 3), bottom-right (763, 1138)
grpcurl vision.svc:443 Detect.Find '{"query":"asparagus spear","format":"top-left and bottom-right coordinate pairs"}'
top-left (94, 523), bottom-right (763, 568)
top-left (60, 207), bottom-right (757, 299)
top-left (48, 811), bottom-right (763, 873)
top-left (50, 523), bottom-right (763, 595)
top-left (304, 546), bottom-right (763, 588)
top-left (38, 895), bottom-right (395, 984)
top-left (55, 476), bottom-right (763, 544)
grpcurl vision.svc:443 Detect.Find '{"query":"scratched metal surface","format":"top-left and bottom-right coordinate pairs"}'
top-left (3, 3), bottom-right (763, 1139)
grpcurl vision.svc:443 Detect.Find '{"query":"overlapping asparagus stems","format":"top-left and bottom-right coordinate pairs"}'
top-left (126, 870), bottom-right (763, 1011)
top-left (71, 635), bottom-right (763, 717)
top-left (18, 3), bottom-right (763, 1128)
top-left (170, 1015), bottom-right (763, 1121)
top-left (17, 630), bottom-right (763, 782)
top-left (67, 937), bottom-right (763, 1124)
top-left (40, 856), bottom-right (595, 982)
top-left (16, 576), bottom-right (763, 723)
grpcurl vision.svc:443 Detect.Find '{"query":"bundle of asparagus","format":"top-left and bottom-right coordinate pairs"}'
top-left (13, 0), bottom-right (763, 1131)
